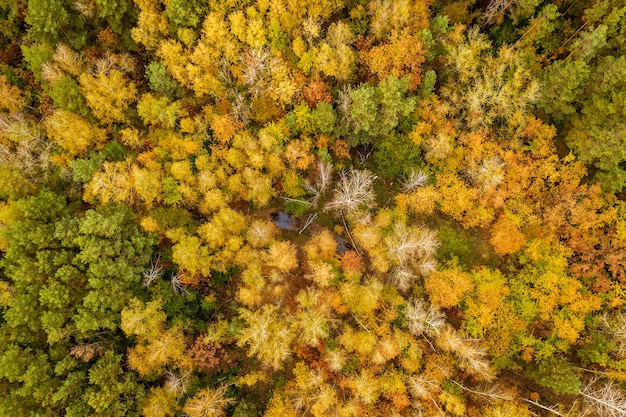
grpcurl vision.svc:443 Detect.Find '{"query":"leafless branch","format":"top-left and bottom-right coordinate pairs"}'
top-left (325, 169), bottom-right (375, 218)
top-left (523, 398), bottom-right (565, 416)
top-left (406, 298), bottom-right (446, 337)
top-left (304, 160), bottom-right (333, 205)
top-left (171, 271), bottom-right (187, 294)
top-left (402, 169), bottom-right (429, 192)
top-left (143, 254), bottom-right (164, 287)
top-left (580, 378), bottom-right (626, 417)
top-left (299, 213), bottom-right (318, 234)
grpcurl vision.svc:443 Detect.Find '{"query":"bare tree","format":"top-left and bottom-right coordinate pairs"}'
top-left (72, 0), bottom-right (97, 18)
top-left (325, 169), bottom-right (376, 218)
top-left (385, 223), bottom-right (440, 266)
top-left (165, 370), bottom-right (192, 396)
top-left (241, 47), bottom-right (272, 96)
top-left (437, 325), bottom-right (495, 381)
top-left (407, 374), bottom-right (439, 400)
top-left (390, 267), bottom-right (415, 292)
top-left (325, 349), bottom-right (349, 372)
top-left (0, 114), bottom-right (52, 180)
top-left (484, 0), bottom-right (516, 26)
top-left (402, 169), bottom-right (429, 192)
top-left (465, 156), bottom-right (506, 190)
top-left (406, 298), bottom-right (446, 337)
top-left (183, 385), bottom-right (234, 417)
top-left (217, 56), bottom-right (233, 86)
top-left (418, 257), bottom-right (438, 276)
top-left (336, 85), bottom-right (354, 129)
top-left (304, 160), bottom-right (333, 205)
top-left (143, 254), bottom-right (164, 287)
top-left (230, 93), bottom-right (250, 125)
top-left (41, 62), bottom-right (64, 83)
top-left (171, 270), bottom-right (186, 294)
top-left (601, 312), bottom-right (626, 358)
top-left (237, 305), bottom-right (294, 369)
top-left (580, 379), bottom-right (626, 417)
top-left (52, 43), bottom-right (85, 76)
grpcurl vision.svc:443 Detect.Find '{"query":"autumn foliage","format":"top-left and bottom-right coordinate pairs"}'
top-left (1, 0), bottom-right (626, 416)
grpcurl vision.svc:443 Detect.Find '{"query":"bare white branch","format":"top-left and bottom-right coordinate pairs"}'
top-left (407, 374), bottom-right (439, 400)
top-left (437, 326), bottom-right (495, 380)
top-left (299, 213), bottom-right (318, 234)
top-left (406, 298), bottom-right (446, 337)
top-left (418, 257), bottom-right (438, 276)
top-left (451, 379), bottom-right (513, 403)
top-left (242, 47), bottom-right (272, 96)
top-left (304, 160), bottom-right (333, 205)
top-left (402, 169), bottom-right (429, 192)
top-left (484, 0), bottom-right (516, 25)
top-left (336, 86), bottom-right (354, 127)
top-left (0, 114), bottom-right (51, 180)
top-left (325, 169), bottom-right (376, 218)
top-left (390, 267), bottom-right (415, 292)
top-left (601, 312), bottom-right (626, 358)
top-left (385, 223), bottom-right (440, 266)
top-left (580, 378), bottom-right (626, 417)
top-left (230, 93), bottom-right (250, 125)
top-left (522, 398), bottom-right (565, 416)
top-left (357, 144), bottom-right (373, 164)
top-left (171, 270), bottom-right (186, 294)
top-left (143, 254), bottom-right (164, 287)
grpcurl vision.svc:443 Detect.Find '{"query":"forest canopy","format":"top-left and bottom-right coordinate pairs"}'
top-left (1, 0), bottom-right (626, 416)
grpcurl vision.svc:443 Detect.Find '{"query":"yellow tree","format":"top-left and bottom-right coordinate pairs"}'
top-left (121, 298), bottom-right (188, 377)
top-left (137, 93), bottom-right (184, 129)
top-left (132, 165), bottom-right (163, 209)
top-left (263, 393), bottom-right (298, 417)
top-left (0, 74), bottom-right (24, 113)
top-left (514, 239), bottom-right (602, 345)
top-left (141, 387), bottom-right (180, 417)
top-left (237, 305), bottom-right (293, 369)
top-left (132, 0), bottom-right (170, 50)
top-left (489, 212), bottom-right (527, 256)
top-left (79, 69), bottom-right (137, 124)
top-left (363, 29), bottom-right (425, 90)
top-left (84, 161), bottom-right (135, 205)
top-left (424, 261), bottom-right (474, 308)
top-left (293, 288), bottom-right (335, 347)
top-left (44, 110), bottom-right (107, 158)
top-left (127, 327), bottom-right (187, 377)
top-left (197, 207), bottom-right (247, 272)
top-left (170, 233), bottom-right (214, 277)
top-left (183, 386), bottom-right (234, 417)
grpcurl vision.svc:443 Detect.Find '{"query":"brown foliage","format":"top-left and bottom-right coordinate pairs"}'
top-left (302, 81), bottom-right (332, 107)
top-left (70, 343), bottom-right (103, 362)
top-left (188, 336), bottom-right (235, 373)
top-left (0, 44), bottom-right (22, 66)
top-left (97, 28), bottom-right (118, 48)
top-left (251, 96), bottom-right (284, 123)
